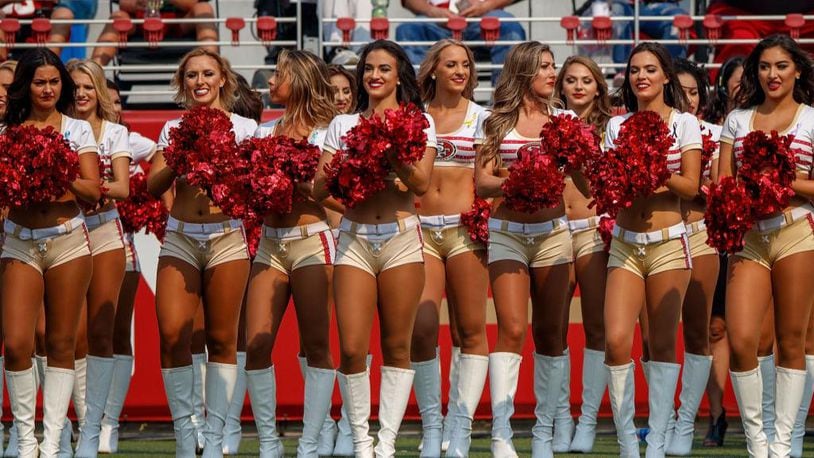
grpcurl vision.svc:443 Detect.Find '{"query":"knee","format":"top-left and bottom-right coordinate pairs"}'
top-left (87, 322), bottom-right (114, 353)
top-left (728, 336), bottom-right (758, 366)
top-left (45, 333), bottom-right (76, 363)
top-left (709, 317), bottom-right (726, 343)
top-left (301, 335), bottom-right (331, 367)
top-left (775, 330), bottom-right (805, 366)
top-left (456, 323), bottom-right (486, 353)
top-left (532, 325), bottom-right (563, 355)
top-left (683, 324), bottom-right (710, 356)
top-left (205, 333), bottom-right (237, 361)
top-left (191, 2), bottom-right (214, 16)
top-left (159, 331), bottom-right (190, 363)
top-left (604, 330), bottom-right (632, 363)
top-left (51, 7), bottom-right (74, 19)
top-left (380, 335), bottom-right (411, 367)
top-left (583, 321), bottom-right (605, 351)
top-left (4, 335), bottom-right (34, 368)
top-left (245, 342), bottom-right (272, 370)
top-left (497, 320), bottom-right (527, 352)
top-left (410, 318), bottom-right (439, 354)
top-left (648, 336), bottom-right (677, 362)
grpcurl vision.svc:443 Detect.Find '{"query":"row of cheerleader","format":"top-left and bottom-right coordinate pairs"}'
top-left (0, 30), bottom-right (812, 458)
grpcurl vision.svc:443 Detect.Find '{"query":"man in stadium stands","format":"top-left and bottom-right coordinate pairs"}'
top-left (49, 0), bottom-right (98, 57)
top-left (91, 0), bottom-right (218, 66)
top-left (395, 0), bottom-right (526, 80)
top-left (609, 0), bottom-right (689, 65)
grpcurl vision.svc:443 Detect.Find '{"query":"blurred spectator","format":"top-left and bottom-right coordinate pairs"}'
top-left (706, 1), bottom-right (814, 75)
top-left (327, 63), bottom-right (356, 114)
top-left (256, 0), bottom-right (317, 65)
top-left (49, 0), bottom-right (97, 57)
top-left (608, 0), bottom-right (689, 64)
top-left (232, 72), bottom-right (263, 122)
top-left (91, 0), bottom-right (217, 66)
top-left (0, 1), bottom-right (58, 61)
top-left (322, 0), bottom-right (371, 65)
top-left (395, 0), bottom-right (526, 79)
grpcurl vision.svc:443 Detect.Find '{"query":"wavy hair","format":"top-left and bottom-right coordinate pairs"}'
top-left (554, 55), bottom-right (611, 134)
top-left (480, 42), bottom-right (556, 167)
top-left (619, 42), bottom-right (689, 113)
top-left (355, 40), bottom-right (423, 113)
top-left (735, 34), bottom-right (814, 109)
top-left (172, 48), bottom-right (238, 110)
top-left (417, 39), bottom-right (477, 104)
top-left (328, 64), bottom-right (357, 113)
top-left (275, 49), bottom-right (338, 131)
top-left (673, 58), bottom-right (710, 116)
top-left (232, 72), bottom-right (264, 123)
top-left (66, 59), bottom-right (118, 123)
top-left (4, 49), bottom-right (75, 126)
top-left (704, 56), bottom-right (744, 124)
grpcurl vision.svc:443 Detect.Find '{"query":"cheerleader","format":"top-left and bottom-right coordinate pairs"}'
top-left (475, 42), bottom-right (577, 458)
top-left (603, 42), bottom-right (701, 458)
top-left (0, 58), bottom-right (14, 457)
top-left (94, 79), bottom-right (159, 454)
top-left (553, 55), bottom-right (612, 454)
top-left (313, 39), bottom-right (437, 458)
top-left (245, 49), bottom-right (337, 458)
top-left (411, 39), bottom-right (487, 457)
top-left (328, 64), bottom-right (357, 116)
top-left (1, 48), bottom-right (101, 458)
top-left (702, 55), bottom-right (744, 448)
top-left (718, 34), bottom-right (814, 457)
top-left (146, 48), bottom-right (257, 457)
top-left (65, 59), bottom-right (132, 457)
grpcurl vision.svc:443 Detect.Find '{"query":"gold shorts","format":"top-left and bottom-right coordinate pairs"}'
top-left (87, 218), bottom-right (126, 256)
top-left (124, 233), bottom-right (140, 272)
top-left (335, 216), bottom-right (424, 276)
top-left (487, 217), bottom-right (573, 268)
top-left (735, 208), bottom-right (814, 270)
top-left (254, 221), bottom-right (336, 274)
top-left (569, 216), bottom-right (605, 260)
top-left (608, 222), bottom-right (692, 278)
top-left (159, 217), bottom-right (250, 271)
top-left (686, 221), bottom-right (717, 259)
top-left (1, 217), bottom-right (91, 274)
top-left (420, 215), bottom-right (484, 260)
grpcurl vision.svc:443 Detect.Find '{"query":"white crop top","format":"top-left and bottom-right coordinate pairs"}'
top-left (605, 110), bottom-right (702, 174)
top-left (128, 131), bottom-right (157, 175)
top-left (62, 115), bottom-right (98, 156)
top-left (473, 107), bottom-right (575, 167)
top-left (97, 121), bottom-right (132, 180)
top-left (157, 112), bottom-right (259, 150)
top-left (433, 101), bottom-right (486, 169)
top-left (254, 118), bottom-right (328, 149)
top-left (720, 104), bottom-right (814, 174)
top-left (323, 112), bottom-right (438, 154)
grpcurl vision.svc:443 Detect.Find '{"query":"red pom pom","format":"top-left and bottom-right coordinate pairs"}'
top-left (705, 176), bottom-right (754, 253)
top-left (700, 128), bottom-right (717, 174)
top-left (598, 215), bottom-right (615, 252)
top-left (502, 148), bottom-right (564, 213)
top-left (326, 103), bottom-right (428, 208)
top-left (586, 111), bottom-right (673, 217)
top-left (0, 125), bottom-right (80, 207)
top-left (242, 216), bottom-right (262, 259)
top-left (460, 197), bottom-right (491, 244)
top-left (117, 172), bottom-right (168, 242)
top-left (540, 114), bottom-right (599, 171)
top-left (739, 130), bottom-right (797, 218)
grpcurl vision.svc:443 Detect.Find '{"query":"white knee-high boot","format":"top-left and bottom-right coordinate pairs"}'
top-left (531, 353), bottom-right (568, 458)
top-left (769, 367), bottom-right (807, 458)
top-left (337, 370), bottom-right (374, 458)
top-left (98, 354), bottom-right (134, 454)
top-left (202, 362), bottom-right (238, 458)
top-left (552, 348), bottom-right (574, 453)
top-left (191, 353), bottom-right (207, 452)
top-left (489, 352), bottom-right (521, 458)
top-left (222, 352), bottom-right (246, 455)
top-left (297, 355), bottom-right (338, 456)
top-left (731, 368), bottom-right (769, 458)
top-left (644, 362), bottom-right (680, 458)
top-left (333, 354), bottom-right (371, 457)
top-left (246, 367), bottom-right (284, 458)
top-left (162, 366), bottom-right (197, 458)
top-left (374, 367), bottom-right (415, 458)
top-left (41, 367), bottom-right (75, 458)
top-left (444, 354), bottom-right (487, 458)
top-left (72, 358), bottom-right (87, 427)
top-left (790, 355), bottom-right (814, 458)
top-left (570, 349), bottom-right (608, 453)
top-left (298, 366), bottom-right (337, 457)
top-left (6, 368), bottom-right (38, 458)
top-left (75, 356), bottom-right (116, 457)
top-left (412, 357), bottom-right (443, 457)
top-left (441, 347), bottom-right (461, 453)
top-left (607, 362), bottom-right (640, 458)
top-left (666, 353), bottom-right (712, 456)
top-left (758, 355), bottom-right (777, 443)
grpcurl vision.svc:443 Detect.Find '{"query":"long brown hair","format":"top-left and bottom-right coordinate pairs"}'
top-left (554, 55), bottom-right (611, 134)
top-left (275, 49), bottom-right (338, 132)
top-left (327, 64), bottom-right (357, 113)
top-left (417, 39), bottom-right (477, 103)
top-left (172, 48), bottom-right (238, 110)
top-left (619, 42), bottom-right (689, 113)
top-left (480, 42), bottom-right (557, 166)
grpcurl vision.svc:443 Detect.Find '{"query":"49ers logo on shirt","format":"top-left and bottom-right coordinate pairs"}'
top-left (437, 139), bottom-right (457, 161)
top-left (516, 141), bottom-right (542, 161)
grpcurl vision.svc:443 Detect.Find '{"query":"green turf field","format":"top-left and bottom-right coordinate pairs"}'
top-left (102, 420), bottom-right (812, 457)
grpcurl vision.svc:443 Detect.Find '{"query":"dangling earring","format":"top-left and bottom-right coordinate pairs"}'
top-left (397, 81), bottom-right (401, 85)
top-left (431, 74), bottom-right (436, 80)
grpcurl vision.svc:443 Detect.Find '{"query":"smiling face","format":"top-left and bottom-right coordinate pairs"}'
top-left (561, 62), bottom-right (599, 111)
top-left (433, 44), bottom-right (470, 96)
top-left (530, 51), bottom-right (557, 99)
top-left (629, 50), bottom-right (669, 105)
top-left (72, 70), bottom-right (97, 118)
top-left (330, 73), bottom-right (353, 114)
top-left (758, 45), bottom-right (800, 102)
top-left (30, 64), bottom-right (62, 112)
top-left (363, 49), bottom-right (399, 102)
top-left (0, 68), bottom-right (13, 118)
top-left (267, 68), bottom-right (291, 106)
top-left (183, 55), bottom-right (225, 108)
top-left (677, 72), bottom-right (700, 115)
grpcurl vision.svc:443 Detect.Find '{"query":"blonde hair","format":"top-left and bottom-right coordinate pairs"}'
top-left (275, 49), bottom-right (338, 131)
top-left (66, 59), bottom-right (118, 123)
top-left (481, 42), bottom-right (557, 167)
top-left (417, 39), bottom-right (477, 103)
top-left (0, 60), bottom-right (17, 76)
top-left (172, 48), bottom-right (238, 110)
top-left (327, 64), bottom-right (357, 113)
top-left (554, 55), bottom-right (612, 135)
